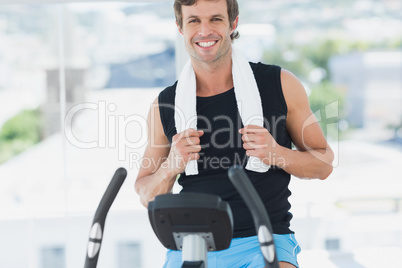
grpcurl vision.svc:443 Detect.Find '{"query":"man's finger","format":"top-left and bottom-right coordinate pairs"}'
top-left (243, 142), bottom-right (259, 150)
top-left (183, 129), bottom-right (204, 137)
top-left (242, 133), bottom-right (256, 142)
top-left (174, 129), bottom-right (203, 142)
top-left (244, 141), bottom-right (267, 150)
top-left (185, 136), bottom-right (200, 144)
top-left (188, 152), bottom-right (201, 161)
top-left (244, 124), bottom-right (262, 129)
top-left (188, 144), bottom-right (202, 153)
top-left (239, 126), bottom-right (263, 134)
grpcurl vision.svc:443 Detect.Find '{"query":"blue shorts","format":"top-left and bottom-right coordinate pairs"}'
top-left (163, 233), bottom-right (301, 268)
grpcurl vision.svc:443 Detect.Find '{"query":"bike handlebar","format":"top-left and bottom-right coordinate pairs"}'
top-left (228, 165), bottom-right (279, 268)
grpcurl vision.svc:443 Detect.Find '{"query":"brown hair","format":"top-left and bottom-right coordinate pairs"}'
top-left (174, 0), bottom-right (240, 40)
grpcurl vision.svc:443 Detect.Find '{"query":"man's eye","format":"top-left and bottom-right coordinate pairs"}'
top-left (188, 19), bottom-right (198, 23)
top-left (212, 18), bottom-right (222, 22)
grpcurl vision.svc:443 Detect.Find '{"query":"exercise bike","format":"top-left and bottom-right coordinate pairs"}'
top-left (148, 165), bottom-right (279, 268)
top-left (83, 166), bottom-right (279, 268)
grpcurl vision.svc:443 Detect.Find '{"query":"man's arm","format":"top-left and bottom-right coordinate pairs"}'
top-left (281, 69), bottom-right (334, 180)
top-left (239, 69), bottom-right (333, 180)
top-left (134, 97), bottom-right (174, 207)
top-left (134, 97), bottom-right (203, 207)
top-left (279, 69), bottom-right (334, 179)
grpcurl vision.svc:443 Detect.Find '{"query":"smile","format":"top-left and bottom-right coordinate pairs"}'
top-left (196, 41), bottom-right (218, 48)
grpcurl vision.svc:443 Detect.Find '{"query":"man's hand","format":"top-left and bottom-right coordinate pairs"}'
top-left (166, 128), bottom-right (204, 175)
top-left (239, 125), bottom-right (284, 167)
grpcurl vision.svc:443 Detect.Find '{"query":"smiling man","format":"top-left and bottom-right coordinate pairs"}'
top-left (134, 0), bottom-right (334, 267)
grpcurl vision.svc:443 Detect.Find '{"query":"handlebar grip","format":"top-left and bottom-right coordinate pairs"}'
top-left (84, 167), bottom-right (127, 268)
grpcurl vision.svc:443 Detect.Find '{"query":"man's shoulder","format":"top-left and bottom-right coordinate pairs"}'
top-left (161, 81), bottom-right (178, 94)
top-left (249, 61), bottom-right (281, 74)
top-left (159, 81), bottom-right (178, 104)
top-left (249, 62), bottom-right (282, 84)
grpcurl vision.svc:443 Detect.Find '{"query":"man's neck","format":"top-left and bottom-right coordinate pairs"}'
top-left (191, 52), bottom-right (234, 97)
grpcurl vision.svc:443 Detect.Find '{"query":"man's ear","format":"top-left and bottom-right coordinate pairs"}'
top-left (230, 16), bottom-right (239, 34)
top-left (176, 21), bottom-right (183, 35)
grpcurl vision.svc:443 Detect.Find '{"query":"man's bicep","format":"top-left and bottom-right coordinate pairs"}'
top-left (287, 110), bottom-right (327, 152)
top-left (281, 69), bottom-right (328, 151)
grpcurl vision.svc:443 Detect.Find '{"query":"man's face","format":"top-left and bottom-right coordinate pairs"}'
top-left (179, 0), bottom-right (238, 65)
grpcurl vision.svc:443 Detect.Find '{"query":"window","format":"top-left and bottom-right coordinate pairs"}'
top-left (117, 242), bottom-right (142, 268)
top-left (325, 238), bottom-right (341, 251)
top-left (41, 246), bottom-right (66, 268)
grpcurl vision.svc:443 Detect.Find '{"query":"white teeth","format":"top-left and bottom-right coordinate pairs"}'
top-left (197, 41), bottom-right (217, 48)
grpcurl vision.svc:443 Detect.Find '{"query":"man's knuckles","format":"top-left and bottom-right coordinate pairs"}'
top-left (173, 129), bottom-right (203, 142)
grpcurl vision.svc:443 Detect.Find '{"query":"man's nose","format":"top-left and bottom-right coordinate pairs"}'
top-left (198, 21), bottom-right (213, 36)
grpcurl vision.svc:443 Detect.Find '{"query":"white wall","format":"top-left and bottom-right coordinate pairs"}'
top-left (0, 211), bottom-right (166, 268)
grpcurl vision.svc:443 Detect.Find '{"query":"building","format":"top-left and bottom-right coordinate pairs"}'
top-left (329, 50), bottom-right (402, 139)
top-left (0, 89), bottom-right (167, 268)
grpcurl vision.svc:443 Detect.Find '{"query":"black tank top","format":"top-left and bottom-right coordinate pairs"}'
top-left (158, 62), bottom-right (293, 237)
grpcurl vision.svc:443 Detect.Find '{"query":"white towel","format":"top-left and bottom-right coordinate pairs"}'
top-left (175, 46), bottom-right (270, 175)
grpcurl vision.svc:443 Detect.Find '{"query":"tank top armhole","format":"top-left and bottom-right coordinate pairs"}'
top-left (274, 66), bottom-right (288, 115)
top-left (158, 91), bottom-right (170, 140)
top-left (254, 62), bottom-right (288, 115)
top-left (158, 83), bottom-right (178, 144)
